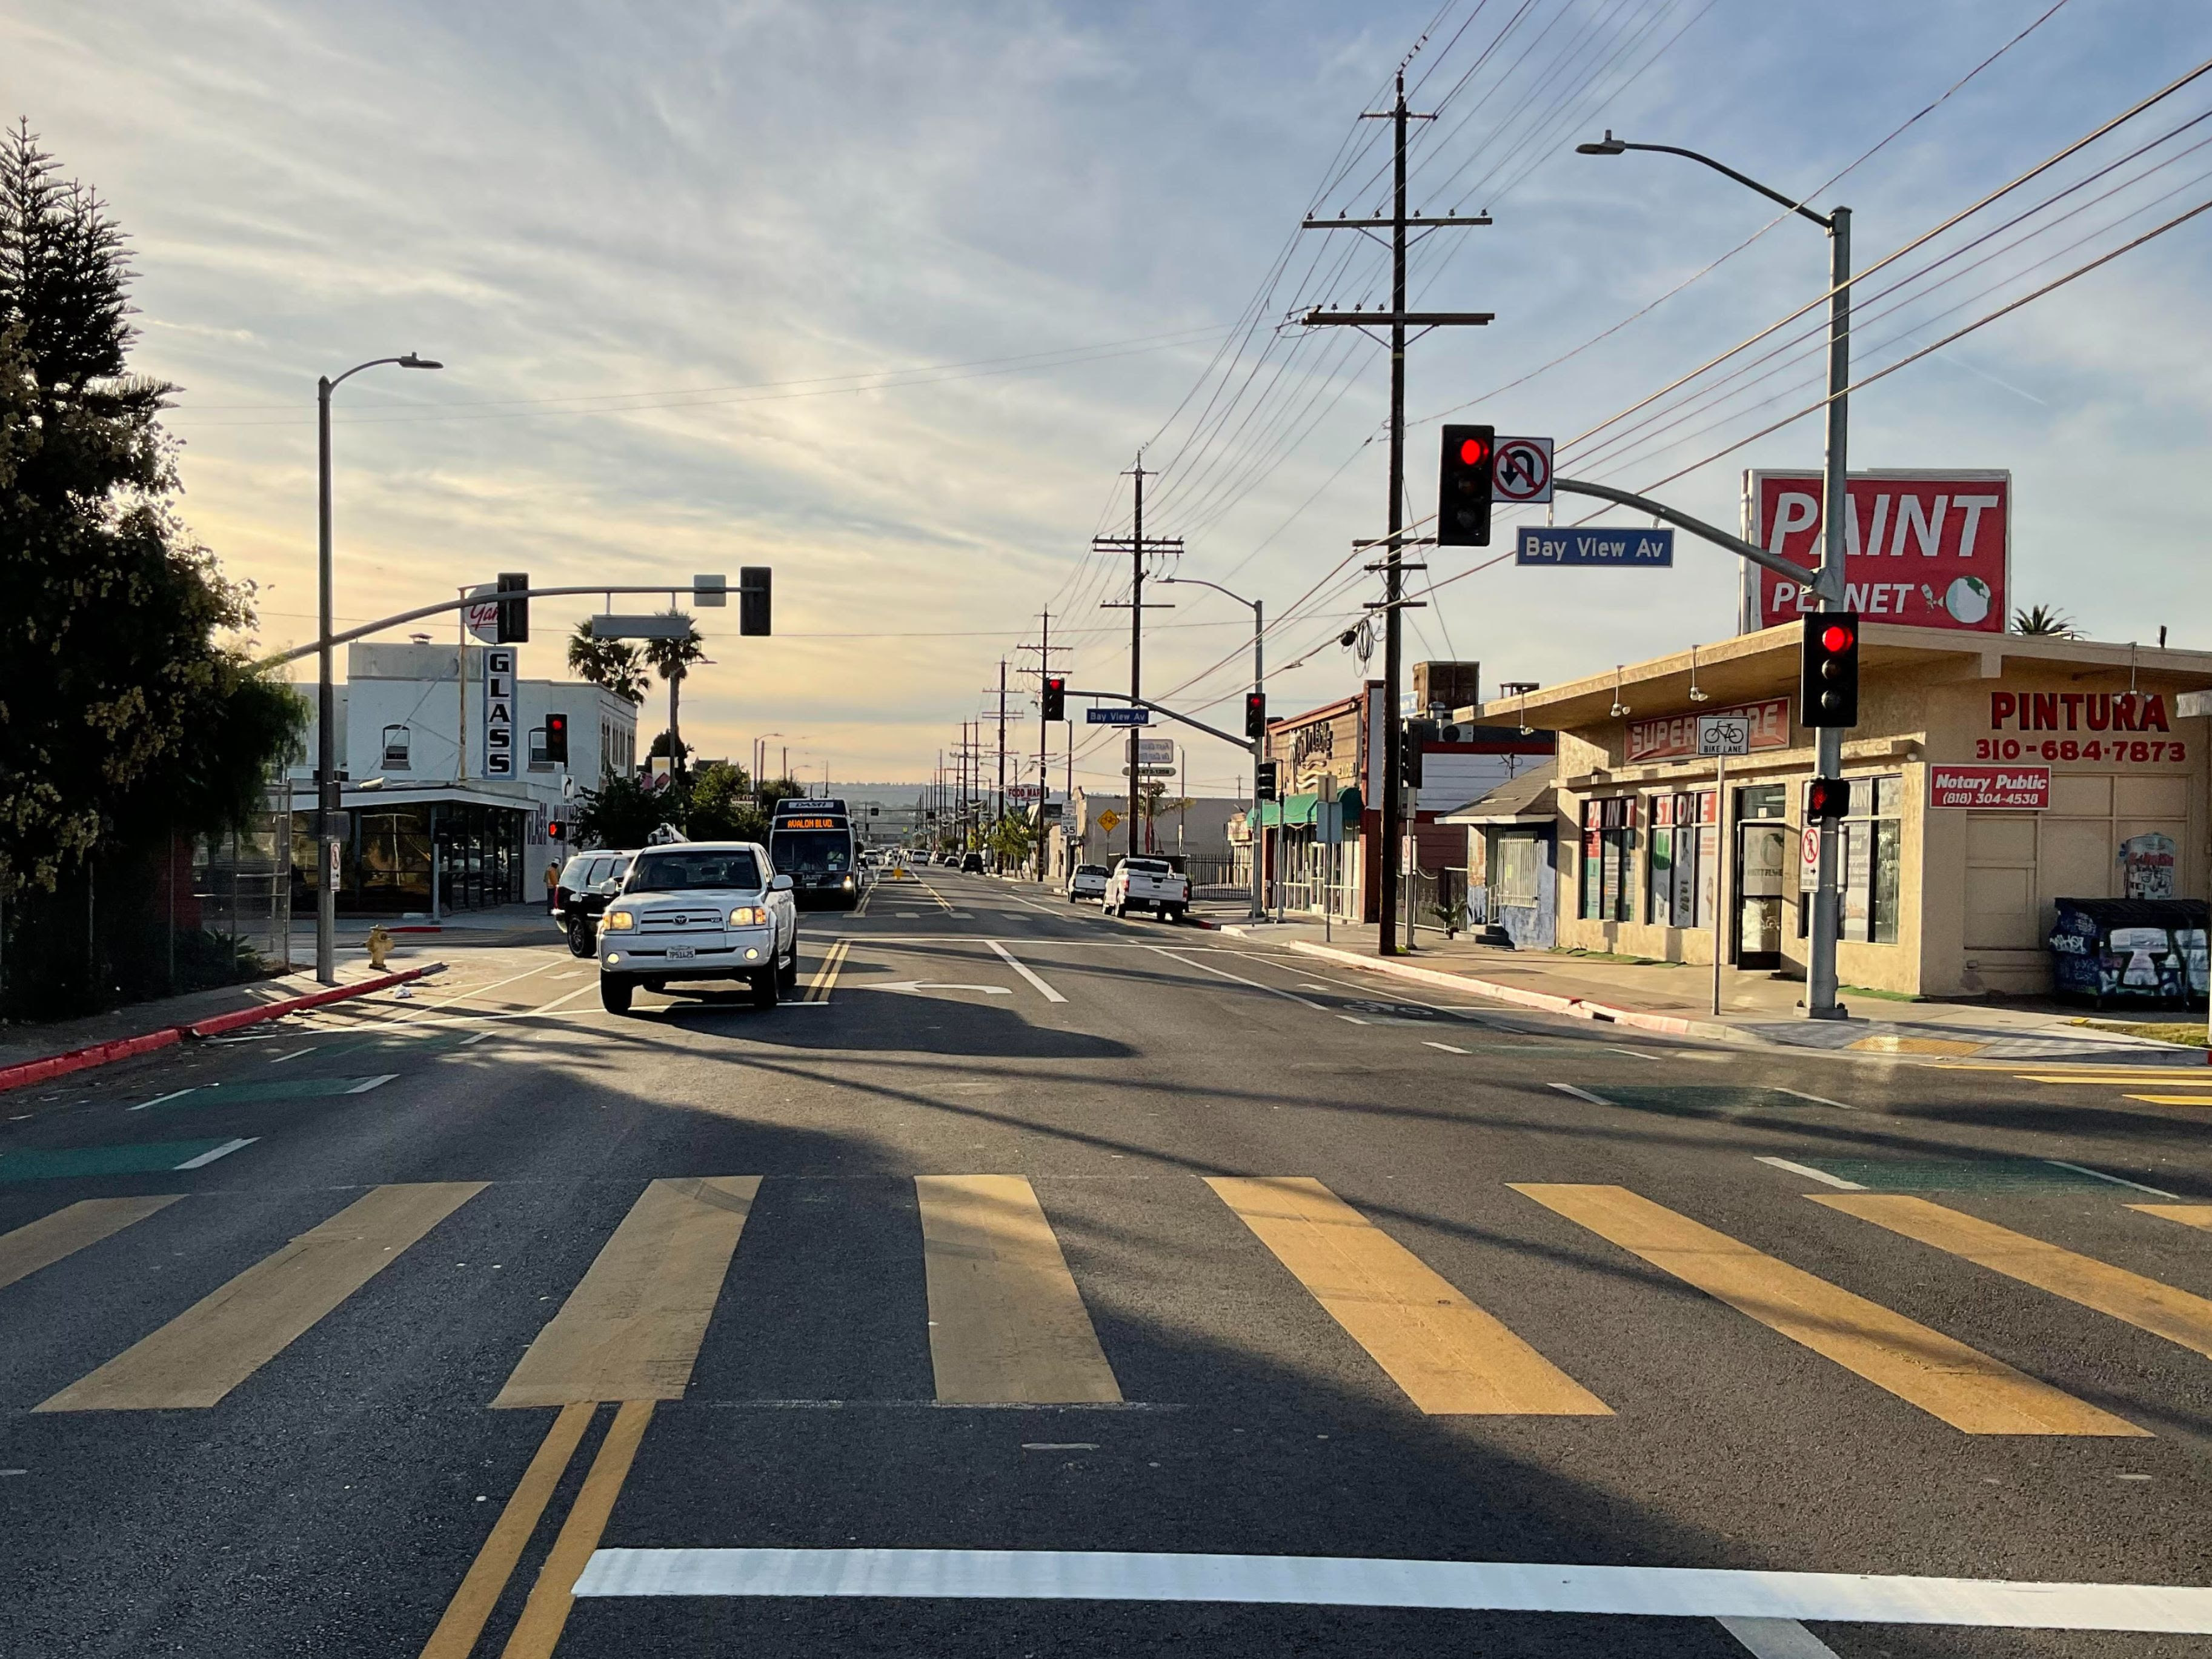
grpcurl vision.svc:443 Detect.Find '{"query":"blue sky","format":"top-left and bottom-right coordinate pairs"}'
top-left (6, 0), bottom-right (2209, 793)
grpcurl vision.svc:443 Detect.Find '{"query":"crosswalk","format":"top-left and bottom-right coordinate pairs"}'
top-left (4, 1170), bottom-right (2209, 1435)
top-left (1951, 1064), bottom-right (2212, 1108)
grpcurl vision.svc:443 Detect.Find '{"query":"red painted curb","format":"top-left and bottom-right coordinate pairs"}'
top-left (0, 962), bottom-right (447, 1095)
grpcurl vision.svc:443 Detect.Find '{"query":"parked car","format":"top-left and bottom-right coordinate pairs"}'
top-left (1104, 856), bottom-right (1190, 922)
top-left (1066, 863), bottom-right (1110, 903)
top-left (554, 849), bottom-right (634, 957)
top-left (596, 841), bottom-right (798, 1014)
top-left (960, 851), bottom-right (986, 873)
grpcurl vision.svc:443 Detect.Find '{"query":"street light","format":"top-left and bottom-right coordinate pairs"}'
top-left (1158, 576), bottom-right (1265, 922)
top-left (1576, 131), bottom-right (1852, 1022)
top-left (316, 352), bottom-right (443, 985)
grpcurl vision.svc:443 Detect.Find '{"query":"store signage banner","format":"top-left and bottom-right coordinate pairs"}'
top-left (1627, 698), bottom-right (1790, 765)
top-left (1743, 470), bottom-right (2009, 633)
top-left (1929, 763), bottom-right (2050, 810)
top-left (1137, 737), bottom-right (1176, 765)
top-left (482, 647), bottom-right (517, 778)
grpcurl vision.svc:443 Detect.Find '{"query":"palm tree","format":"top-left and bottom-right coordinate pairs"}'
top-left (2012, 603), bottom-right (2079, 638)
top-left (640, 612), bottom-right (708, 774)
top-left (565, 622), bottom-right (648, 704)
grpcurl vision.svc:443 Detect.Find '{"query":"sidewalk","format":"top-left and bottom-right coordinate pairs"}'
top-left (1211, 914), bottom-right (2210, 1067)
top-left (288, 900), bottom-right (560, 950)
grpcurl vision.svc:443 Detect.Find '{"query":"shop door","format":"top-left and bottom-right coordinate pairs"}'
top-left (1735, 822), bottom-right (1789, 969)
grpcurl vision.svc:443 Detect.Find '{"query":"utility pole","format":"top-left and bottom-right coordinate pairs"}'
top-left (1017, 610), bottom-right (1061, 883)
top-left (1300, 69), bottom-right (1490, 956)
top-left (1097, 456), bottom-right (1182, 863)
top-left (995, 660), bottom-right (1008, 869)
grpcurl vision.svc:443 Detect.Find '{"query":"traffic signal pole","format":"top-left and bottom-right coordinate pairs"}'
top-left (1807, 207), bottom-right (1853, 1021)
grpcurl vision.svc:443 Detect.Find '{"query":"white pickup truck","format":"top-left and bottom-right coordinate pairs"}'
top-left (1103, 856), bottom-right (1190, 923)
top-left (596, 841), bottom-right (799, 1014)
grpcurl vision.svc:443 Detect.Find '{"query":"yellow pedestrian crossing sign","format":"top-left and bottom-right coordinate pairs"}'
top-left (1097, 808), bottom-right (1121, 833)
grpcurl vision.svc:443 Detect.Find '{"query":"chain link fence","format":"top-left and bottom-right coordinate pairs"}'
top-left (0, 783), bottom-right (294, 1024)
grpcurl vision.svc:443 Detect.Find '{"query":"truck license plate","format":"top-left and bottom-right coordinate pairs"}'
top-left (666, 946), bottom-right (697, 960)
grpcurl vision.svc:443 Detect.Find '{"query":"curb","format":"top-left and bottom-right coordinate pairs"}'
top-left (0, 962), bottom-right (447, 1095)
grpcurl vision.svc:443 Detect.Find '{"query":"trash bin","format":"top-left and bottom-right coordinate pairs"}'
top-left (2046, 897), bottom-right (2210, 1009)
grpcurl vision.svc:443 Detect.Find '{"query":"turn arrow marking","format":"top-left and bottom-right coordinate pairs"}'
top-left (872, 982), bottom-right (1014, 996)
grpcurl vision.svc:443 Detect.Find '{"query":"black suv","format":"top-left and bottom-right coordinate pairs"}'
top-left (554, 849), bottom-right (634, 956)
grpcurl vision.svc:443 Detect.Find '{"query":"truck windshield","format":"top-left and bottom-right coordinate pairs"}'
top-left (771, 830), bottom-right (853, 876)
top-left (626, 850), bottom-right (762, 891)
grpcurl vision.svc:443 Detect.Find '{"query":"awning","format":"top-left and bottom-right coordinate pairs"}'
top-left (1252, 785), bottom-right (1362, 830)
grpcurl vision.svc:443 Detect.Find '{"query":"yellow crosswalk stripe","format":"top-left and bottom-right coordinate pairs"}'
top-left (2018, 1075), bottom-right (2212, 1086)
top-left (1512, 1183), bottom-right (2142, 1436)
top-left (804, 940), bottom-right (849, 1003)
top-left (2131, 1204), bottom-right (2212, 1233)
top-left (1208, 1177), bottom-right (1609, 1416)
top-left (2124, 1095), bottom-right (2212, 1108)
top-left (1815, 1194), bottom-right (2212, 1362)
top-left (494, 1178), bottom-right (759, 1408)
top-left (0, 1195), bottom-right (181, 1294)
top-left (914, 1175), bottom-right (1120, 1404)
top-left (37, 1182), bottom-right (484, 1412)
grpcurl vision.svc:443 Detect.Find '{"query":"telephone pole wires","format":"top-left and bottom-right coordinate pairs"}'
top-left (1301, 69), bottom-right (1491, 956)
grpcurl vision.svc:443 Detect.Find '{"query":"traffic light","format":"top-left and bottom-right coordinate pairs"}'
top-left (1042, 676), bottom-right (1066, 721)
top-left (1255, 760), bottom-right (1280, 802)
top-left (1807, 777), bottom-right (1852, 820)
top-left (1398, 719), bottom-right (1438, 789)
top-left (739, 567), bottom-right (772, 636)
top-left (496, 572), bottom-right (530, 643)
top-left (1244, 691), bottom-right (1267, 740)
top-left (1800, 611), bottom-right (1860, 727)
top-left (1438, 424), bottom-right (1496, 548)
top-left (546, 819), bottom-right (566, 842)
top-left (543, 713), bottom-right (568, 765)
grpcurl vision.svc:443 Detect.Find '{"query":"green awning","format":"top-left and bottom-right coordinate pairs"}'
top-left (1251, 786), bottom-right (1361, 830)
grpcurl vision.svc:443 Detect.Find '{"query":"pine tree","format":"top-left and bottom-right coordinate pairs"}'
top-left (0, 120), bottom-right (301, 897)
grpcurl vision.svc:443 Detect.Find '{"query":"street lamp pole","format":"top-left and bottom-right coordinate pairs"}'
top-left (1577, 133), bottom-right (1851, 1020)
top-left (315, 352), bottom-right (442, 986)
top-left (1158, 576), bottom-right (1264, 920)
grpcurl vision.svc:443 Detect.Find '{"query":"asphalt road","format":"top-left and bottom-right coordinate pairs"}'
top-left (4, 867), bottom-right (2211, 1658)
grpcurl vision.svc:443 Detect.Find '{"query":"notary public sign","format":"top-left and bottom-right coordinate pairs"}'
top-left (1742, 469), bottom-right (2010, 633)
top-left (1627, 698), bottom-right (1790, 764)
top-left (1516, 527), bottom-right (1673, 567)
top-left (1930, 763), bottom-right (2051, 810)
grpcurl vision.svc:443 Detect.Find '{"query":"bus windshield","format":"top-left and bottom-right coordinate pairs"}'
top-left (771, 829), bottom-right (853, 876)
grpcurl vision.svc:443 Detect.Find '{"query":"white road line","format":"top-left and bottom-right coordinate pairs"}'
top-left (174, 1137), bottom-right (257, 1170)
top-left (129, 1089), bottom-right (197, 1113)
top-left (1605, 1046), bottom-right (1662, 1063)
top-left (391, 956), bottom-right (569, 1022)
top-left (1336, 1015), bottom-right (1368, 1025)
top-left (1778, 1088), bottom-right (1853, 1110)
top-left (571, 1548), bottom-right (2212, 1631)
top-left (1423, 1041), bottom-right (1469, 1054)
top-left (2044, 1159), bottom-right (2177, 1199)
top-left (1719, 1617), bottom-right (1841, 1658)
top-left (1549, 1084), bottom-right (1611, 1106)
top-left (1754, 1156), bottom-right (1866, 1191)
top-left (460, 1031), bottom-right (493, 1046)
top-left (1149, 948), bottom-right (1325, 1010)
top-left (267, 1049), bottom-right (311, 1065)
top-left (986, 940), bottom-right (1067, 1003)
top-left (347, 1074), bottom-right (399, 1094)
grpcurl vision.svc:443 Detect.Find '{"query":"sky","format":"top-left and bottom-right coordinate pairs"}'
top-left (7, 0), bottom-right (2211, 798)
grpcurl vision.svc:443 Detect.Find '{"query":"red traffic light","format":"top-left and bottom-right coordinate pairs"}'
top-left (1458, 436), bottom-right (1490, 466)
top-left (1820, 622), bottom-right (1855, 653)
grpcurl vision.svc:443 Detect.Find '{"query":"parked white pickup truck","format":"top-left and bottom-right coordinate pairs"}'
top-left (1103, 856), bottom-right (1190, 922)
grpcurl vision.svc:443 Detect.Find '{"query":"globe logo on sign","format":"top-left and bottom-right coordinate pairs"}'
top-left (1943, 575), bottom-right (1992, 625)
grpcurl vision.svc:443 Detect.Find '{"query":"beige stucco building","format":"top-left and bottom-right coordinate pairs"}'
top-left (1473, 623), bottom-right (2212, 997)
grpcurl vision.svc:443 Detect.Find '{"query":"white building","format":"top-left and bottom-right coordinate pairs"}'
top-left (289, 642), bottom-right (639, 913)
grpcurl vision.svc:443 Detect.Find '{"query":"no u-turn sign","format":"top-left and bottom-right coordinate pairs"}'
top-left (1493, 436), bottom-right (1553, 504)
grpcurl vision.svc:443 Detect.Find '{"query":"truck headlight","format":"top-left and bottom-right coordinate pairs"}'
top-left (728, 906), bottom-right (767, 926)
top-left (603, 910), bottom-right (635, 931)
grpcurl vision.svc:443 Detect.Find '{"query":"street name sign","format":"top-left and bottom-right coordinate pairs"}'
top-left (1137, 737), bottom-right (1176, 765)
top-left (1516, 527), bottom-right (1673, 567)
top-left (1695, 714), bottom-right (1753, 757)
top-left (1493, 436), bottom-right (1554, 504)
top-left (1086, 708), bottom-right (1150, 726)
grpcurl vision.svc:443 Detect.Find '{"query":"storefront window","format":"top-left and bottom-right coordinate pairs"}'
top-left (1580, 797), bottom-right (1636, 923)
top-left (1647, 791), bottom-right (1716, 928)
top-left (1495, 834), bottom-right (1540, 905)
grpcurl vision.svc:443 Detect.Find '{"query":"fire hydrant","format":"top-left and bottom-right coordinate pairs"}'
top-left (365, 925), bottom-right (394, 971)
